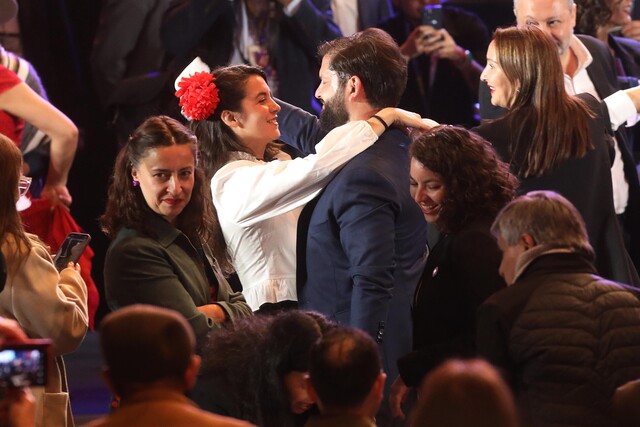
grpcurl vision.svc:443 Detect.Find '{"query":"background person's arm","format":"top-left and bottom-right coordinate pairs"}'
top-left (0, 82), bottom-right (77, 207)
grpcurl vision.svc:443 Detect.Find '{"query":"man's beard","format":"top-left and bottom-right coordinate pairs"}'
top-left (319, 88), bottom-right (349, 132)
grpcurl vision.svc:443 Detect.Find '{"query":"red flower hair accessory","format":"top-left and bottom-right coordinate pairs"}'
top-left (175, 71), bottom-right (220, 121)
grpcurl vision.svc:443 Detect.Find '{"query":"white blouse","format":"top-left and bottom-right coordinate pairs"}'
top-left (211, 120), bottom-right (378, 310)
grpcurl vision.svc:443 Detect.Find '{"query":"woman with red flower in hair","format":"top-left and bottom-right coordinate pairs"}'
top-left (100, 115), bottom-right (253, 347)
top-left (175, 59), bottom-right (434, 312)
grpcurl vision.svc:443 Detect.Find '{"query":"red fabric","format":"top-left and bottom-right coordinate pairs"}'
top-left (19, 198), bottom-right (100, 330)
top-left (0, 65), bottom-right (24, 145)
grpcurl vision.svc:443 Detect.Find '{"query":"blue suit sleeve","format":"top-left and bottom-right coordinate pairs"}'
top-left (276, 98), bottom-right (328, 155)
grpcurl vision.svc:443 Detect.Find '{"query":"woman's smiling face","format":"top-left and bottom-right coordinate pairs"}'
top-left (410, 157), bottom-right (446, 225)
top-left (481, 41), bottom-right (516, 109)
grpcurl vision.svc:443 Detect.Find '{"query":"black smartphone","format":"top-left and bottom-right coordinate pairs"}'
top-left (0, 339), bottom-right (51, 388)
top-left (422, 4), bottom-right (443, 30)
top-left (53, 232), bottom-right (91, 271)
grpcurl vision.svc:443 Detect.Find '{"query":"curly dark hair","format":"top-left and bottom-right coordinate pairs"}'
top-left (410, 126), bottom-right (518, 234)
top-left (196, 310), bottom-right (335, 426)
top-left (576, 0), bottom-right (614, 36)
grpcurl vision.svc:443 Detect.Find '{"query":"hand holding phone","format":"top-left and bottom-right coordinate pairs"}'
top-left (53, 232), bottom-right (91, 272)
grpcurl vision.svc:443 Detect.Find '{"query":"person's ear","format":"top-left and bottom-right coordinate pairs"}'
top-left (184, 355), bottom-right (201, 391)
top-left (373, 372), bottom-right (386, 401)
top-left (131, 168), bottom-right (139, 182)
top-left (347, 76), bottom-right (364, 101)
top-left (220, 110), bottom-right (240, 128)
top-left (520, 233), bottom-right (536, 250)
top-left (101, 368), bottom-right (119, 398)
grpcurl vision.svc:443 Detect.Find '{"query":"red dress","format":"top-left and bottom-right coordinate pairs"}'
top-left (0, 64), bottom-right (23, 145)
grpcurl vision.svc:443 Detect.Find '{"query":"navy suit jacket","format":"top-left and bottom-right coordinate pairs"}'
top-left (479, 34), bottom-right (640, 276)
top-left (277, 101), bottom-right (428, 383)
top-left (357, 0), bottom-right (393, 30)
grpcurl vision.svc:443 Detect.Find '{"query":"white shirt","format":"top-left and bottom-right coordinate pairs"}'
top-left (211, 120), bottom-right (378, 310)
top-left (565, 35), bottom-right (637, 214)
top-left (331, 0), bottom-right (359, 36)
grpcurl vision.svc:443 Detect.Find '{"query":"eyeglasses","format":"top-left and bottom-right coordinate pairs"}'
top-left (18, 176), bottom-right (32, 198)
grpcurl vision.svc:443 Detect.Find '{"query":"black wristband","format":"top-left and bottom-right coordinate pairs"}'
top-left (370, 114), bottom-right (389, 132)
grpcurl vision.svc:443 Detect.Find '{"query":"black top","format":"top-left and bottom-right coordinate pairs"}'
top-left (397, 218), bottom-right (505, 387)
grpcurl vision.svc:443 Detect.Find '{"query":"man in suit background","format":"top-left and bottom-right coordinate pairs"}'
top-left (378, 0), bottom-right (490, 126)
top-left (479, 0), bottom-right (640, 278)
top-left (277, 28), bottom-right (429, 425)
top-left (161, 0), bottom-right (341, 115)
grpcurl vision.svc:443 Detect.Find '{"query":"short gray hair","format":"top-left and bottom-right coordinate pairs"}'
top-left (491, 190), bottom-right (594, 257)
top-left (513, 0), bottom-right (574, 12)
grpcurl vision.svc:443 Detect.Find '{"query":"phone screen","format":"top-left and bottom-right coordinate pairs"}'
top-left (422, 5), bottom-right (443, 30)
top-left (0, 340), bottom-right (50, 388)
top-left (53, 232), bottom-right (91, 271)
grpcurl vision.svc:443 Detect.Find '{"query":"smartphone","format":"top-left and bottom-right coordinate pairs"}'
top-left (53, 232), bottom-right (91, 271)
top-left (422, 4), bottom-right (443, 30)
top-left (0, 339), bottom-right (51, 388)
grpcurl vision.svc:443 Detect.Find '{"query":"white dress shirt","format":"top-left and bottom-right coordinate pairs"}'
top-left (211, 120), bottom-right (378, 310)
top-left (565, 35), bottom-right (638, 214)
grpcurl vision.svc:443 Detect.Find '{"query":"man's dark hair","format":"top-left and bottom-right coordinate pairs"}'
top-left (308, 326), bottom-right (381, 409)
top-left (318, 28), bottom-right (407, 108)
top-left (100, 304), bottom-right (195, 397)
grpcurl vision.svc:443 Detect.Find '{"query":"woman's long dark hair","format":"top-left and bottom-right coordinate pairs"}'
top-left (496, 26), bottom-right (594, 178)
top-left (411, 126), bottom-right (518, 234)
top-left (0, 134), bottom-right (31, 258)
top-left (100, 116), bottom-right (229, 269)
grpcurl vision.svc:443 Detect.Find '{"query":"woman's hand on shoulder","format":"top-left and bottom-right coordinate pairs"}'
top-left (374, 108), bottom-right (439, 132)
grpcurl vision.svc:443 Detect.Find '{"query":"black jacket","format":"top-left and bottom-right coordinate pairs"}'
top-left (478, 34), bottom-right (640, 282)
top-left (477, 249), bottom-right (640, 427)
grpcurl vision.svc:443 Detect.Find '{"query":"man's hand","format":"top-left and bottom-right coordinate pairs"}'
top-left (401, 26), bottom-right (465, 63)
top-left (389, 375), bottom-right (410, 419)
top-left (421, 28), bottom-right (465, 63)
top-left (0, 318), bottom-right (28, 345)
top-left (7, 388), bottom-right (36, 427)
top-left (400, 26), bottom-right (433, 60)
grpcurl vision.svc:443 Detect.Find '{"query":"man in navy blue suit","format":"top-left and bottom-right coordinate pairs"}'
top-left (277, 29), bottom-right (429, 424)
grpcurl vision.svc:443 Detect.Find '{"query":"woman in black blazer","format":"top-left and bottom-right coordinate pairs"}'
top-left (475, 25), bottom-right (640, 287)
top-left (390, 125), bottom-right (517, 418)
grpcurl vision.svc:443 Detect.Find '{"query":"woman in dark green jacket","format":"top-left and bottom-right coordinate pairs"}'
top-left (101, 115), bottom-right (251, 342)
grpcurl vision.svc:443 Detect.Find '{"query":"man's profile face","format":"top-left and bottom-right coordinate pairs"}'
top-left (514, 0), bottom-right (576, 60)
top-left (316, 55), bottom-right (350, 131)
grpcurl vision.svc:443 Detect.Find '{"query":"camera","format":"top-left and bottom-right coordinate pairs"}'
top-left (0, 339), bottom-right (50, 388)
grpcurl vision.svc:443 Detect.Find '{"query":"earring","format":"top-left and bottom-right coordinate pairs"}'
top-left (132, 179), bottom-right (139, 187)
